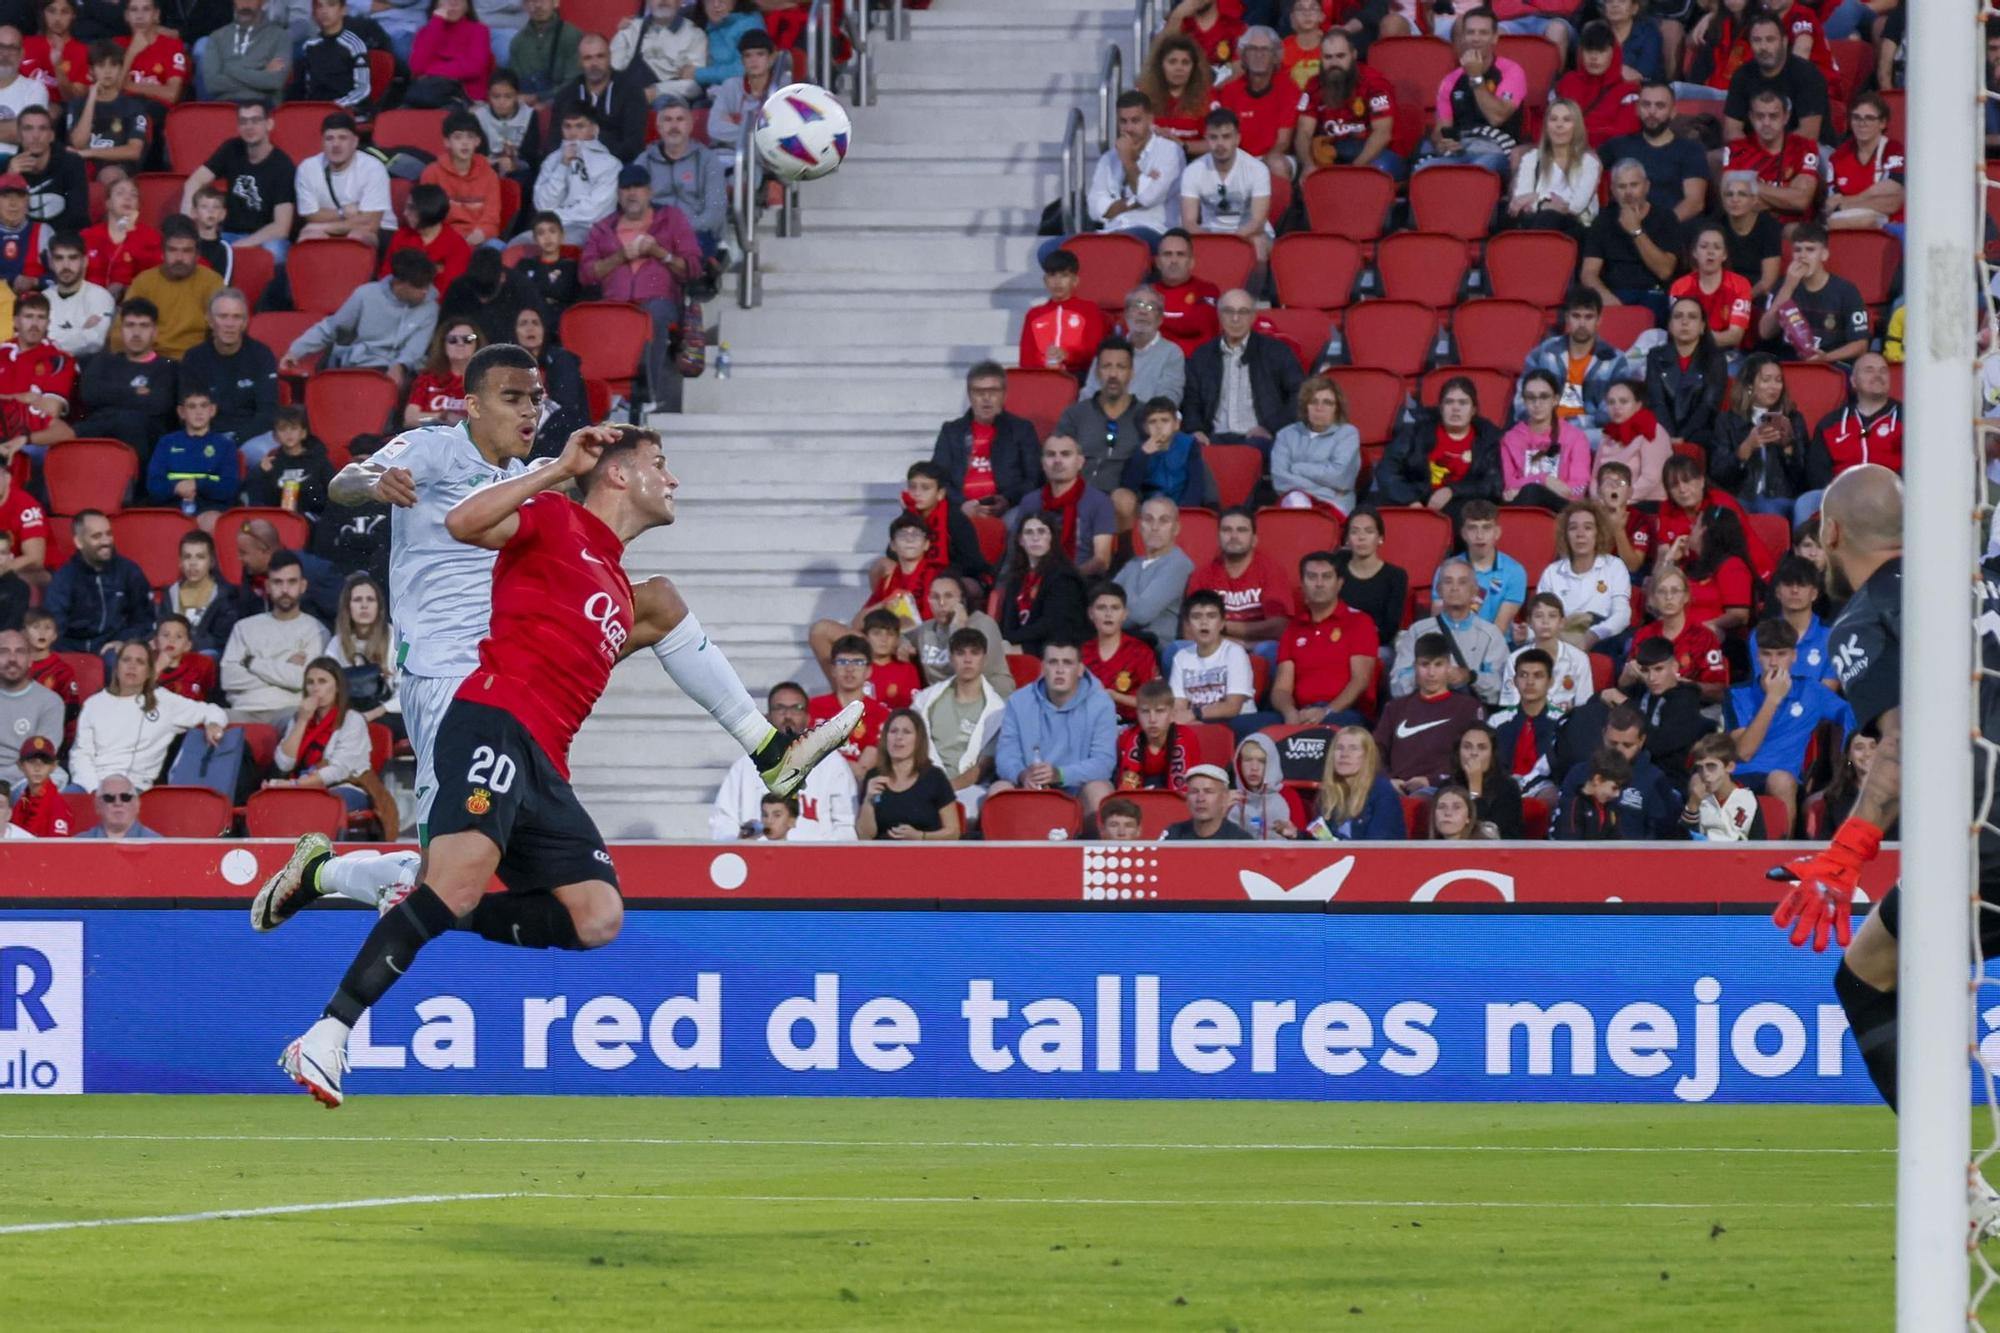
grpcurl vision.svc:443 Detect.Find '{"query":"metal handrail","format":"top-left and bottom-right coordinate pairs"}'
top-left (1060, 106), bottom-right (1088, 237)
top-left (1132, 0), bottom-right (1163, 67)
top-left (851, 0), bottom-right (874, 107)
top-left (732, 113), bottom-right (762, 309)
top-left (1096, 44), bottom-right (1123, 153)
top-left (806, 0), bottom-right (833, 90)
top-left (891, 0), bottom-right (906, 40)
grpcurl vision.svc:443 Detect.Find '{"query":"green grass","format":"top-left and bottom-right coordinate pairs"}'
top-left (0, 1098), bottom-right (1894, 1330)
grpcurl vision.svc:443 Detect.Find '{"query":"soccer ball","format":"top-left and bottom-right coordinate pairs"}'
top-left (753, 82), bottom-right (851, 182)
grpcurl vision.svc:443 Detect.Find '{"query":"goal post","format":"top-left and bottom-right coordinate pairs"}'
top-left (1899, 0), bottom-right (1980, 1323)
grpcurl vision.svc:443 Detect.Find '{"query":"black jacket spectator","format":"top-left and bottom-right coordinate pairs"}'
top-left (21, 146), bottom-right (90, 233)
top-left (516, 253), bottom-right (580, 322)
top-left (1467, 773), bottom-right (1524, 839)
top-left (45, 550), bottom-right (153, 652)
top-left (1644, 342), bottom-right (1728, 445)
top-left (553, 70), bottom-right (649, 165)
top-left (1551, 753), bottom-right (1681, 839)
top-left (1181, 331), bottom-right (1304, 440)
top-left (1710, 405), bottom-right (1809, 502)
top-left (159, 579), bottom-right (244, 656)
top-left (1724, 54), bottom-right (1829, 135)
top-left (76, 352), bottom-right (176, 460)
top-left (442, 252), bottom-right (536, 345)
top-left (1492, 707), bottom-right (1562, 783)
top-left (930, 409), bottom-right (1042, 507)
top-left (1372, 408), bottom-right (1504, 507)
top-left (294, 25), bottom-right (374, 109)
top-left (1633, 679), bottom-right (1711, 779)
top-left (998, 561), bottom-right (1089, 657)
top-left (245, 438), bottom-right (334, 522)
top-left (180, 334), bottom-right (279, 446)
top-left (530, 345), bottom-right (590, 457)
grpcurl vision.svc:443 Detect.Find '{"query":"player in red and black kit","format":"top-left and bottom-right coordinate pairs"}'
top-left (277, 425), bottom-right (859, 1106)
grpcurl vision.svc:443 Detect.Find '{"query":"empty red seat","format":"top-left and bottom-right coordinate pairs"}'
top-left (1376, 232), bottom-right (1472, 308)
top-left (304, 368), bottom-right (401, 461)
top-left (1003, 368), bottom-right (1079, 440)
top-left (115, 510), bottom-right (194, 587)
top-left (1342, 301), bottom-right (1438, 379)
top-left (1377, 507), bottom-right (1452, 585)
top-left (136, 171), bottom-right (188, 226)
top-left (1302, 166), bottom-right (1396, 245)
top-left (1122, 788), bottom-right (1191, 839)
top-left (1484, 231), bottom-right (1580, 309)
top-left (1005, 653), bottom-right (1042, 689)
top-left (372, 107), bottom-right (447, 152)
top-left (1451, 298), bottom-right (1549, 371)
top-left (1497, 35), bottom-right (1562, 110)
top-left (560, 300), bottom-right (652, 398)
top-left (270, 101), bottom-right (341, 164)
top-left (44, 439), bottom-right (137, 514)
top-left (250, 311), bottom-right (319, 370)
top-left (1254, 507), bottom-right (1341, 578)
top-left (1596, 303), bottom-right (1659, 351)
top-left (1206, 444), bottom-right (1264, 509)
top-left (979, 789), bottom-right (1083, 841)
top-left (1408, 165), bottom-right (1503, 249)
top-left (1826, 229), bottom-right (1900, 310)
top-left (1495, 506), bottom-right (1558, 571)
top-left (57, 650), bottom-right (104, 700)
top-left (1253, 307), bottom-right (1336, 372)
top-left (1189, 233), bottom-right (1256, 293)
top-left (229, 244), bottom-right (275, 308)
top-left (1369, 37), bottom-right (1456, 121)
top-left (286, 238), bottom-right (376, 317)
top-left (140, 785), bottom-right (233, 837)
top-left (164, 102), bottom-right (240, 172)
top-left (1177, 505), bottom-right (1219, 567)
top-left (1781, 362), bottom-right (1850, 432)
top-left (1061, 232), bottom-right (1151, 312)
top-left (1271, 233), bottom-right (1364, 310)
top-left (245, 787), bottom-right (346, 838)
top-left (1324, 367), bottom-right (1407, 447)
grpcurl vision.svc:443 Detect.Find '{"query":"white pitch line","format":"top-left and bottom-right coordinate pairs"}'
top-left (0, 1132), bottom-right (1895, 1156)
top-left (0, 1193), bottom-right (530, 1236)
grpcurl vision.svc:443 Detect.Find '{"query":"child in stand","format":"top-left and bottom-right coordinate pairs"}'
top-left (143, 386), bottom-right (237, 530)
top-left (1681, 730), bottom-right (1765, 841)
top-left (189, 185), bottom-right (233, 280)
top-left (861, 608), bottom-right (923, 710)
top-left (516, 209), bottom-right (578, 314)
top-left (1558, 747), bottom-right (1631, 840)
top-left (152, 611), bottom-right (218, 702)
top-left (1114, 678), bottom-right (1197, 792)
top-left (8, 736), bottom-right (70, 836)
top-left (22, 608), bottom-right (79, 747)
top-left (1083, 581), bottom-right (1157, 721)
top-left (1503, 591), bottom-right (1595, 712)
top-left (1229, 731), bottom-right (1297, 839)
top-left (1097, 795), bottom-right (1147, 841)
top-left (246, 406), bottom-right (333, 522)
top-left (1018, 248), bottom-right (1105, 379)
top-left (1116, 397), bottom-right (1208, 510)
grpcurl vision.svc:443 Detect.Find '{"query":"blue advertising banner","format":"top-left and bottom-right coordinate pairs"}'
top-left (0, 909), bottom-right (1962, 1102)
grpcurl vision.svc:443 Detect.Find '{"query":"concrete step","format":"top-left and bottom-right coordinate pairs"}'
top-left (839, 141), bottom-right (1062, 171)
top-left (806, 169), bottom-right (1060, 210)
top-left (759, 232), bottom-right (1041, 273)
top-left (781, 203), bottom-right (1044, 234)
top-left (683, 373), bottom-right (968, 415)
top-left (715, 303), bottom-right (1021, 345)
top-left (849, 104), bottom-right (1081, 143)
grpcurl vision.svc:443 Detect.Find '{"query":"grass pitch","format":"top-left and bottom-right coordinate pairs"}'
top-left (0, 1097), bottom-right (1892, 1329)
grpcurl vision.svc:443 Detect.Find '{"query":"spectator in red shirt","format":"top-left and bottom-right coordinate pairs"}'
top-left (116, 0), bottom-right (186, 107)
top-left (1269, 548), bottom-right (1378, 727)
top-left (1826, 92), bottom-right (1904, 231)
top-left (80, 174), bottom-right (161, 297)
top-left (902, 460), bottom-right (992, 597)
top-left (1799, 350), bottom-right (1901, 524)
top-left (0, 452), bottom-right (46, 623)
top-left (382, 183), bottom-right (472, 297)
top-left (1186, 504), bottom-right (1293, 655)
top-left (1292, 28), bottom-right (1402, 179)
top-left (1719, 89), bottom-right (1820, 225)
top-left (1166, 0), bottom-right (1246, 70)
top-left (1083, 581), bottom-right (1158, 720)
top-left (1657, 502), bottom-right (1760, 641)
top-left (932, 361), bottom-right (1043, 520)
top-left (1018, 248), bottom-right (1106, 380)
top-left (8, 734), bottom-right (68, 835)
top-left (862, 608), bottom-right (924, 711)
top-left (402, 317), bottom-right (480, 429)
top-left (1552, 23), bottom-right (1640, 146)
top-left (1667, 225), bottom-right (1752, 353)
top-left (1213, 25), bottom-right (1298, 177)
top-left (1152, 229), bottom-right (1220, 353)
top-left (1592, 460), bottom-right (1653, 575)
top-left (1627, 564), bottom-right (1729, 702)
top-left (1373, 374), bottom-right (1504, 515)
top-left (1767, 0), bottom-right (1837, 87)
top-left (1114, 677), bottom-right (1198, 792)
top-left (151, 610), bottom-right (217, 702)
top-left (1656, 450), bottom-right (1776, 579)
top-left (21, 608), bottom-right (77, 745)
top-left (1139, 31), bottom-right (1216, 154)
top-left (812, 632), bottom-right (890, 782)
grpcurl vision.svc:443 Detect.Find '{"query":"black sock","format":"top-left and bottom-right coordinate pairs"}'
top-left (323, 884), bottom-right (459, 1026)
top-left (1834, 959), bottom-right (1900, 1111)
top-left (751, 729), bottom-right (787, 770)
top-left (455, 894), bottom-right (583, 950)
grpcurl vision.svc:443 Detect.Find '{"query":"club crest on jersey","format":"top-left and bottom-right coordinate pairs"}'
top-left (466, 787), bottom-right (491, 815)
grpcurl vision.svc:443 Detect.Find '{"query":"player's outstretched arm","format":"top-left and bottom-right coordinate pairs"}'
top-left (328, 459), bottom-right (417, 508)
top-left (1771, 705), bottom-right (1900, 951)
top-left (445, 425), bottom-right (620, 549)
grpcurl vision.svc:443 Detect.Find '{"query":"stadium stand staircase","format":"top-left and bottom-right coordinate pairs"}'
top-left (572, 0), bottom-right (1128, 838)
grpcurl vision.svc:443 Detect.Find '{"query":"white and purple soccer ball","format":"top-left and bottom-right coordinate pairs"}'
top-left (753, 82), bottom-right (852, 183)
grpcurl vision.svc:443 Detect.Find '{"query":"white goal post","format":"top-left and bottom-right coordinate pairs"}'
top-left (1900, 0), bottom-right (1980, 1324)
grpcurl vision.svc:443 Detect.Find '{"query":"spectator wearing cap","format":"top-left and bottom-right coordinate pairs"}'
top-left (532, 104), bottom-right (622, 246)
top-left (1085, 286), bottom-right (1185, 406)
top-left (280, 249), bottom-right (440, 390)
top-left (0, 171), bottom-right (45, 295)
top-left (292, 0), bottom-right (374, 110)
top-left (1163, 763), bottom-right (1256, 840)
top-left (117, 217), bottom-right (222, 359)
top-left (931, 360), bottom-right (1043, 520)
top-left (295, 111), bottom-right (392, 244)
top-left (421, 110), bottom-right (507, 248)
top-left (611, 0), bottom-right (704, 105)
top-left (1182, 288), bottom-right (1304, 452)
top-left (411, 0), bottom-right (495, 102)
top-left (75, 299), bottom-right (176, 454)
top-left (196, 0), bottom-right (290, 103)
top-left (707, 27), bottom-right (776, 150)
top-left (580, 161), bottom-right (701, 407)
top-left (8, 734), bottom-right (70, 836)
top-left (553, 33), bottom-right (648, 165)
top-left (382, 181), bottom-right (473, 296)
top-left (76, 773), bottom-right (161, 837)
top-left (639, 94), bottom-right (726, 262)
top-left (508, 0), bottom-right (583, 102)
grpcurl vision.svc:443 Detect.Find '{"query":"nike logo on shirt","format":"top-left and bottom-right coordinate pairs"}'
top-left (1395, 718), bottom-right (1450, 739)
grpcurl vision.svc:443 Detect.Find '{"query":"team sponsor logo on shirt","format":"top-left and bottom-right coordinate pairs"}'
top-left (1833, 635), bottom-right (1867, 683)
top-left (466, 787), bottom-right (491, 815)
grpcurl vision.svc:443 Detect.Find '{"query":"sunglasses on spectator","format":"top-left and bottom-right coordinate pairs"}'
top-left (97, 792), bottom-right (136, 804)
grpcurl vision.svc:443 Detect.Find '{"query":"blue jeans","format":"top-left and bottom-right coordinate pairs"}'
top-left (223, 231), bottom-right (289, 266)
top-left (1822, 0), bottom-right (1873, 39)
top-left (1036, 226), bottom-right (1163, 264)
top-left (238, 431), bottom-right (279, 468)
top-left (1416, 139), bottom-right (1510, 176)
top-left (1670, 82), bottom-right (1728, 103)
top-left (1331, 137), bottom-right (1407, 180)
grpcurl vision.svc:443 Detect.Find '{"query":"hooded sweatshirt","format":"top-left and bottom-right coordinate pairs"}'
top-left (1228, 732), bottom-right (1294, 839)
top-left (609, 9), bottom-right (705, 102)
top-left (532, 136), bottom-right (621, 235)
top-left (993, 673), bottom-right (1118, 789)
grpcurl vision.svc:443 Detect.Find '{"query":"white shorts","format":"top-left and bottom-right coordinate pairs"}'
top-left (401, 671), bottom-right (470, 828)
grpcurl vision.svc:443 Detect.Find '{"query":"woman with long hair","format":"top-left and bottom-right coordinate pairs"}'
top-left (1668, 223), bottom-right (1753, 352)
top-left (1645, 295), bottom-right (1730, 447)
top-left (403, 318), bottom-right (482, 428)
top-left (1660, 503), bottom-right (1760, 639)
top-left (332, 572), bottom-right (400, 730)
top-left (1507, 98), bottom-right (1600, 235)
top-left (1534, 500), bottom-right (1633, 651)
top-left (1331, 505), bottom-right (1408, 656)
top-left (1596, 379), bottom-right (1672, 503)
top-left (1447, 723), bottom-right (1522, 838)
top-left (1138, 33), bottom-right (1213, 153)
top-left (1709, 351), bottom-right (1807, 515)
top-left (1312, 726), bottom-right (1404, 840)
top-left (692, 0), bottom-right (764, 91)
top-left (997, 513), bottom-right (1089, 657)
top-left (1430, 784), bottom-right (1498, 840)
top-left (1678, 0), bottom-right (1762, 101)
top-left (1500, 368), bottom-right (1592, 509)
top-left (1600, 0), bottom-right (1666, 81)
top-left (265, 656), bottom-right (374, 811)
top-left (24, 0), bottom-right (91, 104)
top-left (1270, 374), bottom-right (1360, 516)
top-left (1374, 375), bottom-right (1503, 514)
top-left (382, 181), bottom-right (472, 295)
top-left (855, 708), bottom-right (962, 841)
top-left (513, 305), bottom-right (590, 454)
top-left (69, 640), bottom-right (226, 791)
top-left (1817, 727), bottom-right (1889, 833)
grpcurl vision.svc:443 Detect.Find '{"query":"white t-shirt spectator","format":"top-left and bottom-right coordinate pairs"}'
top-left (1180, 150), bottom-right (1273, 235)
top-left (0, 74), bottom-right (47, 160)
top-left (294, 151), bottom-right (392, 225)
top-left (1169, 639), bottom-right (1254, 709)
top-left (1086, 131), bottom-right (1183, 235)
top-left (1534, 555), bottom-right (1633, 645)
top-left (1500, 639), bottom-right (1597, 712)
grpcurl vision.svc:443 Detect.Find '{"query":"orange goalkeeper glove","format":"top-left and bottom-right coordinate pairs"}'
top-left (1769, 817), bottom-right (1884, 952)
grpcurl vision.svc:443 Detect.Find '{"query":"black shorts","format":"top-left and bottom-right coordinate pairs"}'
top-left (1875, 863), bottom-right (2000, 958)
top-left (426, 698), bottom-right (619, 896)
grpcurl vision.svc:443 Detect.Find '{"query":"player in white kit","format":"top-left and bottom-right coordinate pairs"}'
top-left (250, 345), bottom-right (857, 925)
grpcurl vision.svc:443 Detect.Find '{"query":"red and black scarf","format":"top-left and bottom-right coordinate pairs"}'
top-left (1039, 480), bottom-right (1085, 560)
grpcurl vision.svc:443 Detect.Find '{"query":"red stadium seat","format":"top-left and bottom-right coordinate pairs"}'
top-left (228, 244), bottom-right (274, 309)
top-left (304, 368), bottom-right (401, 462)
top-left (136, 171), bottom-right (188, 226)
top-left (1123, 788), bottom-right (1190, 839)
top-left (389, 175), bottom-right (414, 226)
top-left (561, 301), bottom-right (653, 398)
top-left (1590, 652), bottom-right (1613, 693)
top-left (1183, 722), bottom-right (1237, 767)
top-left (1520, 795), bottom-right (1550, 839)
top-left (1324, 367), bottom-right (1407, 447)
top-left (499, 176), bottom-right (523, 233)
top-left (270, 102), bottom-right (342, 163)
top-left (372, 107), bottom-right (447, 152)
top-left (1495, 506), bottom-right (1557, 571)
top-left (1451, 299), bottom-right (1548, 371)
top-left (140, 785), bottom-right (233, 838)
top-left (1780, 362), bottom-right (1849, 434)
top-left (583, 376), bottom-right (612, 423)
top-left (1271, 233), bottom-right (1364, 310)
top-left (1369, 37), bottom-right (1456, 122)
top-left (1249, 651), bottom-right (1270, 703)
top-left (1253, 308), bottom-right (1337, 372)
top-left (57, 650), bottom-right (103, 700)
top-left (367, 49), bottom-right (394, 105)
top-left (1496, 35), bottom-right (1561, 110)
top-left (1407, 166), bottom-right (1503, 252)
top-left (1826, 229), bottom-right (1900, 311)
top-left (63, 790), bottom-right (98, 833)
top-left (1484, 231), bottom-right (1580, 309)
top-left (1376, 507), bottom-right (1451, 583)
top-left (1420, 366), bottom-right (1514, 423)
top-left (249, 311), bottom-right (319, 370)
top-left (1268, 172), bottom-right (1294, 228)
top-left (1005, 653), bottom-right (1042, 689)
top-left (1002, 368), bottom-right (1078, 440)
top-left (233, 721), bottom-right (280, 769)
top-left (245, 787), bottom-right (346, 839)
top-left (213, 508), bottom-right (309, 584)
top-left (44, 439), bottom-right (137, 514)
top-left (1061, 233), bottom-right (1151, 312)
top-left (1342, 301), bottom-right (1437, 379)
top-left (561, 0), bottom-right (640, 38)
top-left (1756, 793), bottom-right (1791, 839)
top-left (1206, 444), bottom-right (1264, 509)
top-left (1302, 166), bottom-right (1396, 246)
top-left (1881, 88), bottom-right (1904, 140)
top-left (979, 789), bottom-right (1083, 841)
top-left (1176, 505), bottom-right (1219, 567)
top-left (1595, 303), bottom-right (1659, 351)
top-left (1254, 507), bottom-right (1340, 581)
top-left (115, 510), bottom-right (194, 587)
top-left (970, 515), bottom-right (1007, 565)
top-left (44, 515), bottom-right (72, 568)
top-left (1745, 511), bottom-right (1792, 561)
top-left (1401, 792), bottom-right (1432, 838)
top-left (1189, 233), bottom-right (1256, 294)
top-left (164, 102), bottom-right (239, 171)
top-left (1829, 38), bottom-right (1870, 102)
top-left (286, 238), bottom-right (376, 317)
top-left (1377, 232), bottom-right (1471, 309)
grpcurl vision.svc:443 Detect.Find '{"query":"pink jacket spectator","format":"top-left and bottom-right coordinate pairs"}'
top-left (1433, 59), bottom-right (1527, 124)
top-left (412, 16), bottom-right (494, 100)
top-left (579, 203), bottom-right (703, 304)
top-left (1498, 420), bottom-right (1593, 497)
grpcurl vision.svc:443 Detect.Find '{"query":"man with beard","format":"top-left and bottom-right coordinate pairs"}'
top-left (1212, 25), bottom-right (1300, 180)
top-left (1600, 80), bottom-right (1710, 223)
top-left (1292, 28), bottom-right (1402, 179)
top-left (1151, 228), bottom-right (1219, 355)
top-left (218, 551), bottom-right (331, 725)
